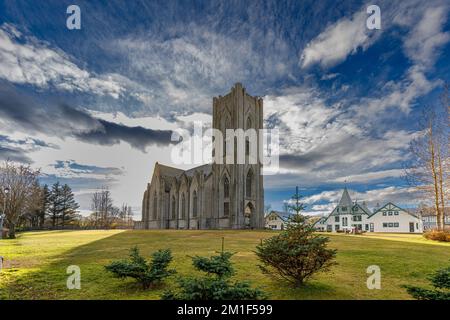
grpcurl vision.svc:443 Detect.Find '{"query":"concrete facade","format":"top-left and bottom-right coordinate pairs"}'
top-left (136, 83), bottom-right (264, 230)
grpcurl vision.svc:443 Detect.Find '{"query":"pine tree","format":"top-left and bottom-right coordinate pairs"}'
top-left (36, 184), bottom-right (51, 227)
top-left (48, 182), bottom-right (63, 227)
top-left (256, 216), bottom-right (337, 287)
top-left (60, 184), bottom-right (79, 228)
top-left (286, 186), bottom-right (307, 224)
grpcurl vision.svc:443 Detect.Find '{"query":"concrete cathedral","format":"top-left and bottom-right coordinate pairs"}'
top-left (137, 83), bottom-right (264, 230)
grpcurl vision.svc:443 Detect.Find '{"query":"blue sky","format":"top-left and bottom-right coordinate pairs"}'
top-left (0, 0), bottom-right (449, 217)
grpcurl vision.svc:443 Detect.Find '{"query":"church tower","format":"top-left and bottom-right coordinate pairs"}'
top-left (211, 83), bottom-right (264, 229)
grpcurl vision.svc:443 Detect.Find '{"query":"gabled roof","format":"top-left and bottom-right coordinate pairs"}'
top-left (353, 202), bottom-right (372, 215)
top-left (266, 211), bottom-right (292, 222)
top-left (368, 202), bottom-right (419, 219)
top-left (156, 163), bottom-right (184, 177)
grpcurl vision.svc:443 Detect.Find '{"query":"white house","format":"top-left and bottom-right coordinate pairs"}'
top-left (367, 203), bottom-right (422, 233)
top-left (314, 188), bottom-right (423, 233)
top-left (265, 211), bottom-right (291, 230)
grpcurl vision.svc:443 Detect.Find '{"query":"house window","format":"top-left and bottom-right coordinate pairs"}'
top-left (388, 211), bottom-right (393, 216)
top-left (335, 225), bottom-right (340, 231)
top-left (353, 215), bottom-right (361, 222)
top-left (383, 223), bottom-right (388, 228)
top-left (365, 224), bottom-right (369, 231)
top-left (394, 211), bottom-right (399, 215)
top-left (342, 207), bottom-right (347, 211)
top-left (335, 216), bottom-right (340, 222)
top-left (342, 217), bottom-right (348, 226)
top-left (394, 222), bottom-right (399, 227)
top-left (327, 225), bottom-right (332, 232)
top-left (388, 223), bottom-right (394, 227)
top-left (383, 212), bottom-right (386, 216)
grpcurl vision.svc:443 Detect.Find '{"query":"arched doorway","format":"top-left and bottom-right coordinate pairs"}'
top-left (244, 202), bottom-right (254, 228)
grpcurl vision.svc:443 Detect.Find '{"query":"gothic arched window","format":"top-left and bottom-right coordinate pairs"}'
top-left (246, 117), bottom-right (252, 157)
top-left (153, 191), bottom-right (157, 220)
top-left (171, 196), bottom-right (176, 219)
top-left (181, 193), bottom-right (186, 219)
top-left (224, 116), bottom-right (230, 157)
top-left (193, 191), bottom-right (198, 218)
top-left (224, 177), bottom-right (230, 198)
top-left (246, 170), bottom-right (253, 198)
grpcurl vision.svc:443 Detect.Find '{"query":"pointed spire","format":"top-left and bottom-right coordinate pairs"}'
top-left (338, 187), bottom-right (352, 207)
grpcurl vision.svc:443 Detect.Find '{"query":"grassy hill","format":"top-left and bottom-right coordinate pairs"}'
top-left (1, 230), bottom-right (449, 300)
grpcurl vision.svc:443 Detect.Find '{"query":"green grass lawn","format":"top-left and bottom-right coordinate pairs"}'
top-left (1, 229), bottom-right (449, 300)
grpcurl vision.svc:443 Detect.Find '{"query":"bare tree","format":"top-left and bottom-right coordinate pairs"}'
top-left (91, 187), bottom-right (114, 228)
top-left (0, 161), bottom-right (41, 238)
top-left (405, 87), bottom-right (449, 230)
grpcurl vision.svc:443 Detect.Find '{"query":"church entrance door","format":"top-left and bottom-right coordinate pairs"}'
top-left (244, 203), bottom-right (254, 229)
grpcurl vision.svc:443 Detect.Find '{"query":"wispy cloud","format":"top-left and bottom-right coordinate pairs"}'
top-left (0, 24), bottom-right (124, 98)
top-left (300, 9), bottom-right (375, 68)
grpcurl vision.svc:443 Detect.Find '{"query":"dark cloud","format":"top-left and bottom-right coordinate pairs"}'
top-left (75, 119), bottom-right (173, 149)
top-left (0, 146), bottom-right (32, 163)
top-left (0, 83), bottom-right (174, 150)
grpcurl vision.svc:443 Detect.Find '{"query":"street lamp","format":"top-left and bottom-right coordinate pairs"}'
top-left (0, 186), bottom-right (10, 240)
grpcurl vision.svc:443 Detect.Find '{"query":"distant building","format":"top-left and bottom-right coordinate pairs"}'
top-left (265, 211), bottom-right (291, 230)
top-left (314, 188), bottom-right (423, 233)
top-left (419, 207), bottom-right (450, 231)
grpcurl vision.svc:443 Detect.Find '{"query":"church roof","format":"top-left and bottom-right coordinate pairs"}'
top-left (338, 187), bottom-right (352, 207)
top-left (156, 163), bottom-right (184, 177)
top-left (155, 162), bottom-right (212, 184)
top-left (185, 164), bottom-right (212, 177)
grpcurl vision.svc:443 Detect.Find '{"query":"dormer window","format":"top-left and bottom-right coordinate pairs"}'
top-left (342, 207), bottom-right (347, 211)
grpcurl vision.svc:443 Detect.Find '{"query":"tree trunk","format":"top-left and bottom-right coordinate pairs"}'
top-left (429, 123), bottom-right (442, 231)
top-left (8, 222), bottom-right (16, 239)
top-left (437, 149), bottom-right (446, 230)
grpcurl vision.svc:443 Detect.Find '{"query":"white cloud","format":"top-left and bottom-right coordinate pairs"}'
top-left (0, 24), bottom-right (124, 98)
top-left (403, 5), bottom-right (450, 68)
top-left (300, 10), bottom-right (375, 68)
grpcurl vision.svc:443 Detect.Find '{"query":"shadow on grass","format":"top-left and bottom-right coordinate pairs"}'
top-left (1, 230), bottom-right (313, 300)
top-left (4, 229), bottom-right (450, 300)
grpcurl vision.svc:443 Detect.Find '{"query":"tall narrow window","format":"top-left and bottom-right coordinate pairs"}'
top-left (224, 177), bottom-right (230, 198)
top-left (224, 202), bottom-right (229, 217)
top-left (181, 193), bottom-right (186, 219)
top-left (193, 191), bottom-right (198, 218)
top-left (246, 170), bottom-right (253, 197)
top-left (246, 117), bottom-right (252, 157)
top-left (153, 192), bottom-right (157, 220)
top-left (171, 196), bottom-right (176, 219)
